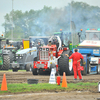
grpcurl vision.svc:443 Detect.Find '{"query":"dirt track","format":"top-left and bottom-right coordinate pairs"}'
top-left (0, 71), bottom-right (100, 100)
top-left (0, 71), bottom-right (100, 84)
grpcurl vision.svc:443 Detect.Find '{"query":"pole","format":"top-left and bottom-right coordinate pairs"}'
top-left (12, 0), bottom-right (13, 40)
top-left (70, 0), bottom-right (73, 48)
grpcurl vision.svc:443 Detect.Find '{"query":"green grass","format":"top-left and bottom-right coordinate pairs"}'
top-left (0, 82), bottom-right (97, 94)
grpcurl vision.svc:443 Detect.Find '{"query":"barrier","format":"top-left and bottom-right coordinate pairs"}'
top-left (49, 68), bottom-right (56, 84)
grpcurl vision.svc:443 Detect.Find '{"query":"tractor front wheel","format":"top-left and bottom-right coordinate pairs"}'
top-left (32, 68), bottom-right (38, 75)
top-left (26, 64), bottom-right (32, 71)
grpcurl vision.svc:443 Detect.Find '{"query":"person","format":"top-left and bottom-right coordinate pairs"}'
top-left (65, 49), bottom-right (84, 80)
top-left (36, 41), bottom-right (41, 49)
top-left (48, 41), bottom-right (52, 46)
top-left (52, 37), bottom-right (59, 48)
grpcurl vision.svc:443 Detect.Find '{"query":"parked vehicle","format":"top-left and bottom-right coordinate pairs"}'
top-left (75, 28), bottom-right (100, 75)
top-left (11, 47), bottom-right (37, 72)
top-left (0, 35), bottom-right (10, 70)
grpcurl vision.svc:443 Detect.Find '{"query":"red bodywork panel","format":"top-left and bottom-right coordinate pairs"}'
top-left (34, 61), bottom-right (48, 69)
top-left (57, 50), bottom-right (63, 57)
top-left (63, 47), bottom-right (67, 51)
top-left (41, 45), bottom-right (56, 49)
top-left (33, 61), bottom-right (58, 72)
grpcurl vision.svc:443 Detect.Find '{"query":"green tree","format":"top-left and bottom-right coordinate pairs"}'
top-left (2, 1), bottom-right (100, 40)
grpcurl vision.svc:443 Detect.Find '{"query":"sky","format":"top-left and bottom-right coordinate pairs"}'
top-left (0, 0), bottom-right (100, 33)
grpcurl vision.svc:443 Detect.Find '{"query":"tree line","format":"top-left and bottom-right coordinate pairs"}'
top-left (2, 1), bottom-right (100, 40)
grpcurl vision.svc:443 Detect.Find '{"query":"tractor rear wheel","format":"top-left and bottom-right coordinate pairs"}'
top-left (58, 50), bottom-right (73, 75)
top-left (1, 55), bottom-right (10, 70)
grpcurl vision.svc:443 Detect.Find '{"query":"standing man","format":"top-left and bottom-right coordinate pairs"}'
top-left (36, 41), bottom-right (41, 49)
top-left (48, 41), bottom-right (52, 46)
top-left (65, 49), bottom-right (84, 80)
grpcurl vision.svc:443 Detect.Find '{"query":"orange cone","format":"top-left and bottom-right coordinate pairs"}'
top-left (62, 72), bottom-right (67, 88)
top-left (1, 74), bottom-right (7, 91)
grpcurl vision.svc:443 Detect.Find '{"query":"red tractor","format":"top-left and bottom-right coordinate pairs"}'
top-left (32, 31), bottom-right (73, 75)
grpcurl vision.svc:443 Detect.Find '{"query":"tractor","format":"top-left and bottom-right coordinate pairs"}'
top-left (32, 30), bottom-right (79, 75)
top-left (4, 41), bottom-right (23, 69)
top-left (0, 35), bottom-right (10, 70)
top-left (11, 47), bottom-right (37, 72)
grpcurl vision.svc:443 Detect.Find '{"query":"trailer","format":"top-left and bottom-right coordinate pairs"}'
top-left (75, 28), bottom-right (100, 75)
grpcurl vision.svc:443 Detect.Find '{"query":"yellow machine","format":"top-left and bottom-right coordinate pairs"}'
top-left (23, 39), bottom-right (30, 49)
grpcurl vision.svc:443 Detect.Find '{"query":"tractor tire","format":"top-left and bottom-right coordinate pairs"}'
top-left (81, 59), bottom-right (87, 75)
top-left (88, 64), bottom-right (91, 74)
top-left (87, 59), bottom-right (89, 74)
top-left (1, 55), bottom-right (10, 70)
top-left (58, 50), bottom-right (73, 75)
top-left (32, 68), bottom-right (38, 75)
top-left (9, 51), bottom-right (14, 63)
top-left (12, 69), bottom-right (18, 72)
top-left (97, 65), bottom-right (100, 74)
top-left (27, 79), bottom-right (38, 84)
top-left (81, 65), bottom-right (87, 75)
top-left (26, 64), bottom-right (32, 71)
top-left (9, 52), bottom-right (15, 69)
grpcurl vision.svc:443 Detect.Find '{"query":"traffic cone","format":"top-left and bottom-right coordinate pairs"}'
top-left (49, 68), bottom-right (56, 84)
top-left (1, 74), bottom-right (7, 91)
top-left (62, 72), bottom-right (67, 88)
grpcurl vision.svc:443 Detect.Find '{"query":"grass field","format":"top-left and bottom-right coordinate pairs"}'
top-left (0, 82), bottom-right (97, 94)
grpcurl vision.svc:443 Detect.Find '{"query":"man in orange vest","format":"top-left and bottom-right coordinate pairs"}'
top-left (65, 49), bottom-right (84, 80)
